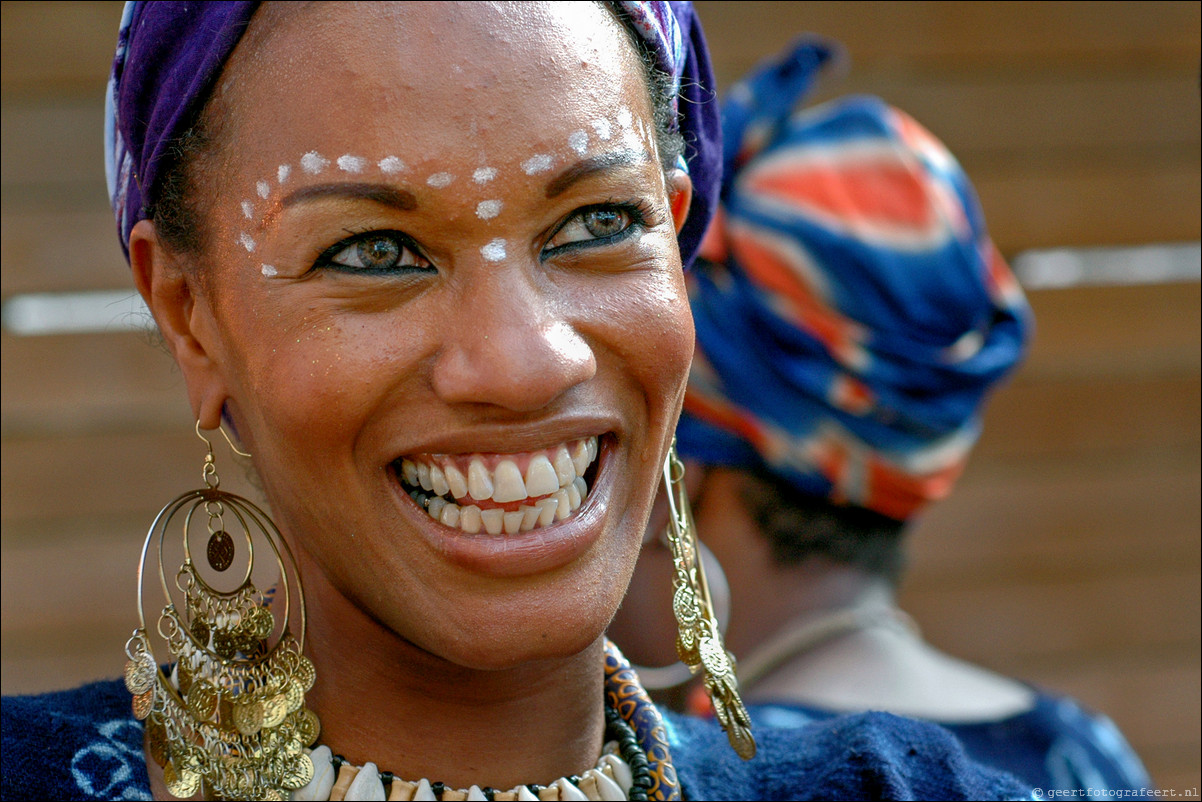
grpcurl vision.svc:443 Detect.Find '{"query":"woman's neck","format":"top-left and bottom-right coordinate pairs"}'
top-left (300, 563), bottom-right (608, 791)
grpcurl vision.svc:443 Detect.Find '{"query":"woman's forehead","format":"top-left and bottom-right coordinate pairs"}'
top-left (205, 1), bottom-right (664, 266)
top-left (217, 1), bottom-right (650, 156)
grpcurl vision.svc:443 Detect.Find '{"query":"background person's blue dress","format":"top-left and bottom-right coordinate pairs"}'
top-left (750, 693), bottom-right (1153, 799)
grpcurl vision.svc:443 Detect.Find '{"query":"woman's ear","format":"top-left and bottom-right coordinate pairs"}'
top-left (128, 219), bottom-right (228, 429)
top-left (667, 169), bottom-right (693, 236)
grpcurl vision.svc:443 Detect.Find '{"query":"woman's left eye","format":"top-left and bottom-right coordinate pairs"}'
top-left (545, 205), bottom-right (643, 252)
top-left (316, 231), bottom-right (432, 273)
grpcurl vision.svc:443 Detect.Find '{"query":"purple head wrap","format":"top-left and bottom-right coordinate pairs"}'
top-left (104, 2), bottom-right (258, 261)
top-left (104, 1), bottom-right (720, 268)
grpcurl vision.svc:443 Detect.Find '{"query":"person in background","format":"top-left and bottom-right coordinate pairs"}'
top-left (609, 37), bottom-right (1154, 797)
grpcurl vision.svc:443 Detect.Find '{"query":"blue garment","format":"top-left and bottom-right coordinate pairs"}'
top-left (749, 693), bottom-right (1153, 800)
top-left (2, 678), bottom-right (1032, 801)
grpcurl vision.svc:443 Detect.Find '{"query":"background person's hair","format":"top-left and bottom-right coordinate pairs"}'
top-left (737, 463), bottom-right (907, 581)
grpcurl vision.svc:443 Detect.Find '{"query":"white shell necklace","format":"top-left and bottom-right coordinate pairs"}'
top-left (292, 743), bottom-right (638, 801)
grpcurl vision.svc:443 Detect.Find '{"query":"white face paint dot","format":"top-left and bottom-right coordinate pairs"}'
top-left (239, 232), bottom-right (257, 253)
top-left (301, 151), bottom-right (329, 174)
top-left (473, 166), bottom-right (498, 184)
top-left (337, 154), bottom-right (366, 173)
top-left (427, 172), bottom-right (454, 188)
top-left (261, 264), bottom-right (278, 277)
top-left (522, 154), bottom-right (553, 175)
top-left (378, 156), bottom-right (405, 174)
top-left (256, 180), bottom-right (270, 199)
top-left (568, 130), bottom-right (589, 155)
top-left (481, 238), bottom-right (507, 262)
top-left (476, 199), bottom-right (503, 220)
top-left (593, 119), bottom-right (612, 140)
top-left (277, 164), bottom-right (291, 184)
top-left (241, 200), bottom-right (255, 219)
top-left (617, 107), bottom-right (633, 128)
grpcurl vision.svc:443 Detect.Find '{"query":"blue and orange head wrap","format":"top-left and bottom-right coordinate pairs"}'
top-left (104, 1), bottom-right (721, 269)
top-left (676, 39), bottom-right (1033, 521)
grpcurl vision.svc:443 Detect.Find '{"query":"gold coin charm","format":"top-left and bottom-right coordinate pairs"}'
top-left (131, 688), bottom-right (155, 721)
top-left (231, 622), bottom-right (258, 655)
top-left (727, 718), bottom-right (757, 761)
top-left (176, 660), bottom-right (195, 696)
top-left (206, 528), bottom-right (235, 572)
top-left (293, 654), bottom-right (316, 692)
top-left (698, 635), bottom-right (733, 682)
top-left (211, 628), bottom-right (238, 659)
top-left (232, 698), bottom-right (264, 737)
top-left (146, 715), bottom-right (170, 768)
top-left (242, 637), bottom-right (269, 661)
top-left (216, 695), bottom-right (235, 731)
top-left (187, 679), bottom-right (219, 722)
top-left (294, 707), bottom-right (320, 747)
top-left (259, 722), bottom-right (284, 753)
top-left (278, 751), bottom-right (315, 791)
top-left (164, 760), bottom-right (201, 799)
top-left (260, 693), bottom-right (288, 729)
top-left (189, 616), bottom-right (211, 648)
top-left (247, 604), bottom-right (275, 639)
top-left (673, 584), bottom-right (700, 660)
top-left (282, 679), bottom-right (303, 713)
top-left (123, 654), bottom-right (156, 695)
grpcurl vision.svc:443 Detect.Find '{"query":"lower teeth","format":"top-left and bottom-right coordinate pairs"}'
top-left (408, 477), bottom-right (588, 534)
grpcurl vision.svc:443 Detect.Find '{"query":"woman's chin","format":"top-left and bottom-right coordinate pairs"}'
top-left (431, 615), bottom-right (611, 674)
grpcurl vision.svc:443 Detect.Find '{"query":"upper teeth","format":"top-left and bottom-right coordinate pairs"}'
top-left (398, 437), bottom-right (598, 515)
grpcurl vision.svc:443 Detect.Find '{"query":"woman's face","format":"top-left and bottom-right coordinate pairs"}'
top-left (161, 1), bottom-right (694, 669)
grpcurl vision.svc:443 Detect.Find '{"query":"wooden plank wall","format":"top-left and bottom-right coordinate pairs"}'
top-left (2, 1), bottom-right (1199, 794)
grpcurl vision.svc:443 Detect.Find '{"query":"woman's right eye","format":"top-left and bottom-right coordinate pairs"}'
top-left (315, 231), bottom-right (432, 274)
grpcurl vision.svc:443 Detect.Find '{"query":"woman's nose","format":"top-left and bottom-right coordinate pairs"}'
top-left (431, 266), bottom-right (596, 412)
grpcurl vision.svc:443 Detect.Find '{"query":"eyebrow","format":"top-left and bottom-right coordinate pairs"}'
top-left (544, 149), bottom-right (651, 199)
top-left (282, 182), bottom-right (418, 210)
top-left (262, 182), bottom-right (418, 229)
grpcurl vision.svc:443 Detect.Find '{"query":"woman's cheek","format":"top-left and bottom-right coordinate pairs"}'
top-left (232, 318), bottom-right (374, 444)
top-left (594, 265), bottom-right (694, 420)
top-left (635, 268), bottom-right (694, 390)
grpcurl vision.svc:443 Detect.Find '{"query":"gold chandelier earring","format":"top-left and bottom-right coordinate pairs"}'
top-left (661, 438), bottom-right (756, 760)
top-left (123, 421), bottom-right (319, 800)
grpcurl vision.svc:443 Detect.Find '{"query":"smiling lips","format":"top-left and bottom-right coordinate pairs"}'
top-left (396, 437), bottom-right (599, 535)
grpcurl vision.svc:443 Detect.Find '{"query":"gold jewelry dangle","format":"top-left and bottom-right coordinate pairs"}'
top-left (123, 422), bottom-right (320, 800)
top-left (662, 439), bottom-right (756, 760)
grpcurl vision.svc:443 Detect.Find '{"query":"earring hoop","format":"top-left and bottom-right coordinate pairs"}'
top-left (661, 439), bottom-right (756, 760)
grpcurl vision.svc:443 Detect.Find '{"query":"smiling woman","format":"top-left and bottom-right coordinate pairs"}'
top-left (0, 3), bottom-right (1033, 801)
top-left (135, 3), bottom-right (696, 689)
